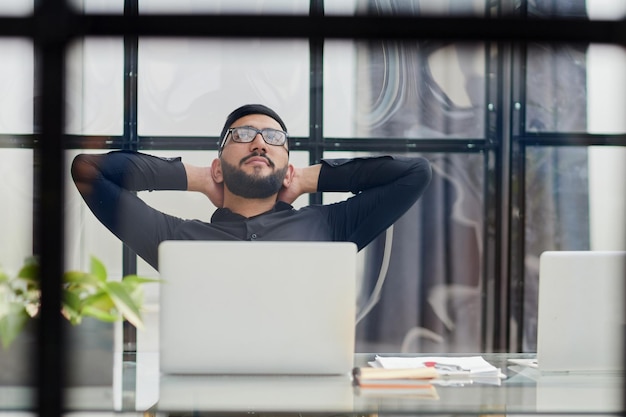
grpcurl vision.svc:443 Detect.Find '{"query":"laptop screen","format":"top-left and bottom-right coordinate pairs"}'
top-left (158, 240), bottom-right (357, 375)
top-left (537, 251), bottom-right (625, 373)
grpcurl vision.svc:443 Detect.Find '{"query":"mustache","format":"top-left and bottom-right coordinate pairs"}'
top-left (240, 152), bottom-right (275, 168)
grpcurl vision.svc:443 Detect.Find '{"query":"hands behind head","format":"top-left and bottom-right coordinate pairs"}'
top-left (277, 166), bottom-right (306, 205)
top-left (193, 162), bottom-right (310, 208)
top-left (184, 163), bottom-right (224, 208)
top-left (205, 174), bottom-right (225, 208)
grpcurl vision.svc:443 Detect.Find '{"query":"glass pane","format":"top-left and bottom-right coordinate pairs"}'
top-left (68, 0), bottom-right (124, 14)
top-left (522, 145), bottom-right (626, 351)
top-left (64, 149), bottom-right (123, 394)
top-left (525, 43), bottom-right (587, 133)
top-left (323, 151), bottom-right (485, 353)
top-left (0, 0), bottom-right (32, 15)
top-left (325, 40), bottom-right (486, 139)
top-left (65, 150), bottom-right (124, 275)
top-left (0, 39), bottom-right (33, 134)
top-left (0, 149), bottom-right (34, 285)
top-left (529, 0), bottom-right (626, 20)
top-left (527, 0), bottom-right (588, 18)
top-left (138, 38), bottom-right (309, 138)
top-left (324, 0), bottom-right (358, 15)
top-left (65, 38), bottom-right (124, 135)
top-left (586, 0), bottom-right (626, 19)
top-left (526, 43), bottom-right (626, 135)
top-left (0, 149), bottom-right (34, 388)
top-left (138, 0), bottom-right (308, 14)
top-left (337, 0), bottom-right (486, 17)
top-left (525, 1), bottom-right (626, 134)
top-left (326, 1), bottom-right (486, 139)
top-left (0, 49), bottom-right (33, 391)
top-left (587, 44), bottom-right (626, 134)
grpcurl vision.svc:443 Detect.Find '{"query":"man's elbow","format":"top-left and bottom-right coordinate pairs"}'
top-left (71, 154), bottom-right (98, 196)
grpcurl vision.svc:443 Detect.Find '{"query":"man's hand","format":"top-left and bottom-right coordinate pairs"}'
top-left (184, 163), bottom-right (224, 208)
top-left (278, 165), bottom-right (321, 205)
top-left (277, 173), bottom-right (301, 205)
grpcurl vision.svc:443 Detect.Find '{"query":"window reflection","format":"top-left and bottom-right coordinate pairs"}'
top-left (353, 41), bottom-right (486, 139)
top-left (525, 43), bottom-right (588, 133)
top-left (0, 39), bottom-right (33, 134)
top-left (65, 39), bottom-right (124, 135)
top-left (138, 0), bottom-right (309, 14)
top-left (68, 0), bottom-right (124, 14)
top-left (0, 0), bottom-right (32, 16)
top-left (325, 0), bottom-right (488, 139)
top-left (522, 145), bottom-right (626, 351)
top-left (137, 39), bottom-right (309, 137)
top-left (325, 151), bottom-right (484, 353)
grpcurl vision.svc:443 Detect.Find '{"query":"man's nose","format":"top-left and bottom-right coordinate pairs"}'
top-left (249, 132), bottom-right (268, 152)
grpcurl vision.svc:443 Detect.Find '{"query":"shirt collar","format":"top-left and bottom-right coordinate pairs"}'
top-left (211, 200), bottom-right (293, 223)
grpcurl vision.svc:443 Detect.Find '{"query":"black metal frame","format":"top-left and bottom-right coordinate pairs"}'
top-left (0, 0), bottom-right (624, 415)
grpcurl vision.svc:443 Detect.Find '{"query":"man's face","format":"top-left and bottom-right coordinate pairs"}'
top-left (218, 114), bottom-right (290, 199)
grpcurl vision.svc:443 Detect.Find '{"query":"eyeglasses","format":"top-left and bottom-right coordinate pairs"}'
top-left (220, 126), bottom-right (289, 150)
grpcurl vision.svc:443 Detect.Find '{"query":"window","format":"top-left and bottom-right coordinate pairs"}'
top-left (1, 0), bottom-right (625, 410)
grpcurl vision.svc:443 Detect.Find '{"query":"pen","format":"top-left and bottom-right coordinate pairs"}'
top-left (423, 361), bottom-right (469, 372)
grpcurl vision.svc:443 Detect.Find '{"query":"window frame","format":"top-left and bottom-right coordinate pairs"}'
top-left (0, 0), bottom-right (625, 413)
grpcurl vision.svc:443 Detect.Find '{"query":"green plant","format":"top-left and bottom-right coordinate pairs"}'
top-left (0, 256), bottom-right (160, 349)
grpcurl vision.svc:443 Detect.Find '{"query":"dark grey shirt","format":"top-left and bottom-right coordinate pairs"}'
top-left (73, 151), bottom-right (432, 269)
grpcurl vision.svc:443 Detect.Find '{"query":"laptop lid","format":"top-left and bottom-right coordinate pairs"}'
top-left (537, 251), bottom-right (625, 373)
top-left (158, 240), bottom-right (357, 376)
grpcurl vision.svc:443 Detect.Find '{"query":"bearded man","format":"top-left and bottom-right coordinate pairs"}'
top-left (71, 104), bottom-right (432, 270)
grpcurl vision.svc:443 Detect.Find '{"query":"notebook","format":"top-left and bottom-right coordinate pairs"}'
top-left (158, 240), bottom-right (357, 376)
top-left (536, 251), bottom-right (626, 373)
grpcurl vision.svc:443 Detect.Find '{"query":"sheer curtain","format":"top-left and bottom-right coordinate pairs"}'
top-left (354, 0), bottom-right (486, 353)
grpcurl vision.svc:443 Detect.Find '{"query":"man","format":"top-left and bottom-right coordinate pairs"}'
top-left (72, 104), bottom-right (432, 270)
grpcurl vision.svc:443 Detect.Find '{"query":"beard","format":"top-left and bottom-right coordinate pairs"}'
top-left (221, 156), bottom-right (288, 199)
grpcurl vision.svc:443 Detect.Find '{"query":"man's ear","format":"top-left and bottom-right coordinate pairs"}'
top-left (211, 158), bottom-right (224, 184)
top-left (282, 163), bottom-right (296, 187)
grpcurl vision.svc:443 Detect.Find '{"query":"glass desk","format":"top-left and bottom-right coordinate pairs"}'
top-left (0, 353), bottom-right (623, 416)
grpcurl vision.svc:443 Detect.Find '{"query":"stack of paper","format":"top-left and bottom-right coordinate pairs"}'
top-left (370, 356), bottom-right (506, 386)
top-left (352, 366), bottom-right (439, 398)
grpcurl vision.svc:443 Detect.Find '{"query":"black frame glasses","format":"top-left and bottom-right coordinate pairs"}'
top-left (220, 126), bottom-right (289, 150)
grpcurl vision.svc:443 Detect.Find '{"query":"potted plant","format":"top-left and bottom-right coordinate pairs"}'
top-left (0, 256), bottom-right (159, 386)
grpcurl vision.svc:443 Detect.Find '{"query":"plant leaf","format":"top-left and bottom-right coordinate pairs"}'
top-left (82, 291), bottom-right (116, 318)
top-left (102, 281), bottom-right (144, 330)
top-left (122, 275), bottom-right (162, 286)
top-left (17, 258), bottom-right (39, 283)
top-left (0, 270), bottom-right (8, 284)
top-left (64, 270), bottom-right (99, 286)
top-left (90, 257), bottom-right (107, 282)
top-left (0, 303), bottom-right (30, 349)
top-left (63, 289), bottom-right (82, 314)
top-left (81, 305), bottom-right (119, 323)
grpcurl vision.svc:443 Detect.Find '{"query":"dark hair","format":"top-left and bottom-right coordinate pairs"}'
top-left (219, 104), bottom-right (288, 155)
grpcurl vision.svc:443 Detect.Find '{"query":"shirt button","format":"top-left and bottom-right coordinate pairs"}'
top-left (250, 234), bottom-right (257, 240)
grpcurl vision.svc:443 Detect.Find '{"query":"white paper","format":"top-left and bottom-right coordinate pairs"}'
top-left (373, 355), bottom-right (505, 379)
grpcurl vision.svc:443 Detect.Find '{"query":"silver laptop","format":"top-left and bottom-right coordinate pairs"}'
top-left (536, 251), bottom-right (625, 373)
top-left (158, 240), bottom-right (357, 376)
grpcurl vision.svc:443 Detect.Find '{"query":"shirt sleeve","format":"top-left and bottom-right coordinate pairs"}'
top-left (317, 156), bottom-right (432, 250)
top-left (71, 150), bottom-right (188, 269)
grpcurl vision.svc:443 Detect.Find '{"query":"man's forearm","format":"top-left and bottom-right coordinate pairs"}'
top-left (73, 151), bottom-right (187, 193)
top-left (297, 164), bottom-right (322, 194)
top-left (317, 156), bottom-right (431, 194)
top-left (184, 163), bottom-right (212, 193)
